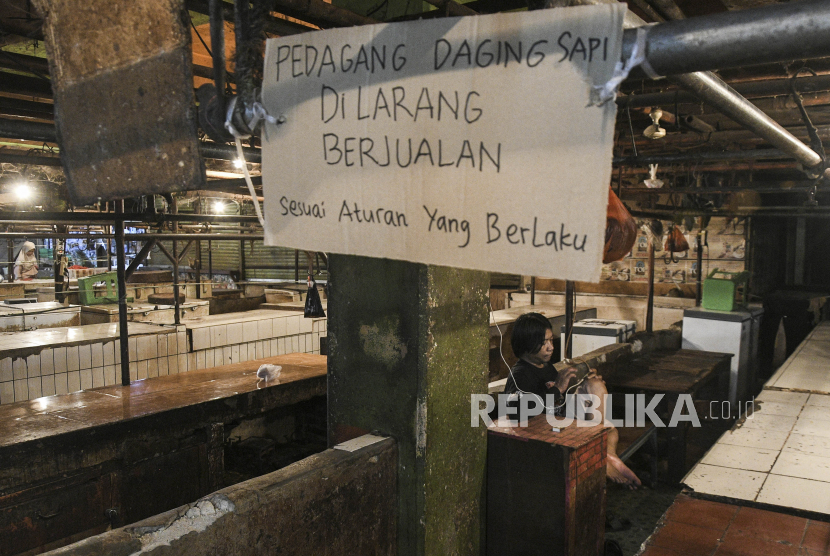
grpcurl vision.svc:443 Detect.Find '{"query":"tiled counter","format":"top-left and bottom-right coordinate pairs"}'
top-left (0, 310), bottom-right (328, 405)
top-left (183, 309), bottom-right (326, 371)
top-left (0, 322), bottom-right (184, 404)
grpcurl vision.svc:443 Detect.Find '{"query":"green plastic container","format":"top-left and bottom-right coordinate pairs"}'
top-left (702, 268), bottom-right (750, 311)
top-left (78, 271), bottom-right (119, 305)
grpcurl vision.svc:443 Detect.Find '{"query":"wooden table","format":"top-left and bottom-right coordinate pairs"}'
top-left (603, 349), bottom-right (732, 482)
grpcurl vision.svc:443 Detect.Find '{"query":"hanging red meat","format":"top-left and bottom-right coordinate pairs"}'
top-left (603, 187), bottom-right (638, 264)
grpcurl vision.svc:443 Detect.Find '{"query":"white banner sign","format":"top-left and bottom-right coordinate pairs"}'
top-left (261, 5), bottom-right (624, 281)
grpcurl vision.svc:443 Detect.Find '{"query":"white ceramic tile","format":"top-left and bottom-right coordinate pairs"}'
top-left (214, 325), bottom-right (227, 348)
top-left (313, 333), bottom-right (320, 352)
top-left (683, 463), bottom-right (767, 501)
top-left (718, 427), bottom-right (790, 451)
top-left (92, 367), bottom-right (105, 388)
top-left (263, 340), bottom-right (272, 358)
top-left (136, 360), bottom-right (148, 380)
top-left (230, 345), bottom-right (240, 364)
top-left (156, 357), bottom-right (167, 377)
top-left (752, 401), bottom-right (804, 417)
top-left (257, 319), bottom-right (273, 340)
top-left (222, 347), bottom-right (232, 365)
top-left (54, 373), bottom-right (68, 395)
top-left (67, 346), bottom-right (80, 372)
top-left (103, 342), bottom-right (116, 366)
top-left (799, 406), bottom-right (830, 422)
top-left (808, 394), bottom-right (830, 408)
top-left (757, 474), bottom-right (830, 514)
top-left (40, 349), bottom-right (55, 375)
top-left (277, 338), bottom-right (286, 355)
top-left (157, 335), bottom-right (168, 360)
top-left (770, 450), bottom-right (830, 483)
top-left (174, 332), bottom-right (184, 356)
top-left (168, 355), bottom-right (179, 375)
top-left (13, 379), bottom-right (28, 402)
top-left (192, 328), bottom-right (209, 351)
top-left (700, 443), bottom-right (779, 473)
top-left (741, 413), bottom-right (797, 432)
top-left (78, 344), bottom-right (92, 370)
top-left (300, 316), bottom-right (313, 333)
top-left (195, 350), bottom-right (205, 370)
top-left (274, 317), bottom-right (287, 337)
top-left (26, 377), bottom-right (41, 399)
top-left (291, 336), bottom-right (299, 353)
top-left (147, 359), bottom-right (158, 379)
top-left (53, 347), bottom-right (67, 374)
top-left (187, 353), bottom-right (196, 371)
top-left (67, 371), bottom-right (81, 393)
top-left (783, 433), bottom-right (830, 458)
top-left (91, 343), bottom-right (104, 368)
top-left (0, 381), bottom-right (15, 404)
top-left (136, 335), bottom-right (157, 361)
top-left (0, 358), bottom-right (12, 382)
top-left (79, 368), bottom-right (92, 390)
top-left (270, 339), bottom-right (278, 355)
top-left (128, 337), bottom-right (137, 362)
top-left (40, 374), bottom-right (55, 397)
top-left (129, 364), bottom-right (137, 382)
top-left (12, 357), bottom-right (26, 381)
top-left (227, 323), bottom-right (243, 345)
top-left (287, 316), bottom-right (300, 336)
top-left (26, 355), bottom-right (40, 378)
top-left (242, 321), bottom-right (258, 342)
top-left (312, 320), bottom-right (319, 333)
top-left (794, 418), bottom-right (830, 439)
top-left (105, 366), bottom-right (117, 386)
top-left (178, 354), bottom-right (187, 373)
top-left (204, 349), bottom-right (214, 369)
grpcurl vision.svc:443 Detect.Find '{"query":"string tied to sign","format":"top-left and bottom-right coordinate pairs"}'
top-left (224, 96), bottom-right (285, 227)
top-left (589, 25), bottom-right (661, 108)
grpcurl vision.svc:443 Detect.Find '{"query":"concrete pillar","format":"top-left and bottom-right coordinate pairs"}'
top-left (328, 254), bottom-right (489, 556)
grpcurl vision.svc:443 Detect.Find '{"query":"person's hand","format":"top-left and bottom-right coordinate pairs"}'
top-left (552, 367), bottom-right (578, 393)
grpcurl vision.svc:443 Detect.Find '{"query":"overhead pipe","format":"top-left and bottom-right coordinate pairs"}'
top-left (621, 0), bottom-right (830, 77)
top-left (573, 0), bottom-right (829, 175)
top-left (644, 0), bottom-right (685, 21)
top-left (614, 148), bottom-right (793, 166)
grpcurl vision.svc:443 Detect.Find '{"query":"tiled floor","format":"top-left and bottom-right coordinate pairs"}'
top-left (767, 322), bottom-right (830, 394)
top-left (682, 322), bottom-right (830, 515)
top-left (684, 390), bottom-right (830, 514)
top-left (639, 494), bottom-right (830, 556)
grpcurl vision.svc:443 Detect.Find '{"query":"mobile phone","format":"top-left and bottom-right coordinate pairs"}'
top-left (562, 359), bottom-right (591, 387)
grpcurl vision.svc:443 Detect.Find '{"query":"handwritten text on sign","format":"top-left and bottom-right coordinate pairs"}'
top-left (261, 5), bottom-right (624, 281)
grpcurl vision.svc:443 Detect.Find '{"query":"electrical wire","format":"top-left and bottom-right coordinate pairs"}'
top-left (489, 300), bottom-right (585, 415)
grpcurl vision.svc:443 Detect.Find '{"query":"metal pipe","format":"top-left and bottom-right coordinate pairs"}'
top-left (530, 276), bottom-right (535, 306)
top-left (670, 72), bottom-right (823, 168)
top-left (619, 75), bottom-right (830, 108)
top-left (621, 0), bottom-right (830, 77)
top-left (614, 148), bottom-right (792, 166)
top-left (115, 200), bottom-right (130, 387)
top-left (564, 280), bottom-right (574, 359)
top-left (573, 0), bottom-right (828, 174)
top-left (125, 239), bottom-right (157, 281)
top-left (0, 212), bottom-right (261, 224)
top-left (646, 238), bottom-right (655, 333)
top-left (695, 231), bottom-right (703, 306)
top-left (0, 119), bottom-right (262, 163)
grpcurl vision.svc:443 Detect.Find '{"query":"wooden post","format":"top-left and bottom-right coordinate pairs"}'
top-left (565, 280), bottom-right (574, 359)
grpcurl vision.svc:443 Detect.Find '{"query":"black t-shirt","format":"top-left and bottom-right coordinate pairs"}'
top-left (501, 359), bottom-right (564, 417)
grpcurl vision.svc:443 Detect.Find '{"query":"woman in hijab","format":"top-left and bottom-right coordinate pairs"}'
top-left (14, 241), bottom-right (38, 280)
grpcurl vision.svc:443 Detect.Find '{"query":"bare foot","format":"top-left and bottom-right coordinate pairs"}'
top-left (607, 455), bottom-right (642, 490)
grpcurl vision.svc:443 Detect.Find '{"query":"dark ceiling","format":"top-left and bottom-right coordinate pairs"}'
top-left (0, 0), bottom-right (828, 216)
